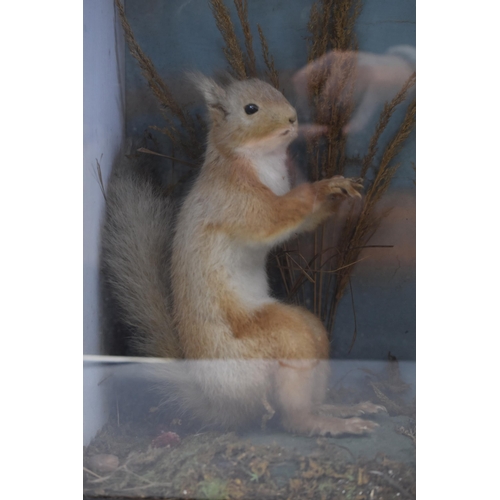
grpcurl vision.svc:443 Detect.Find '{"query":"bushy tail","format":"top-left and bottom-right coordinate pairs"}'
top-left (101, 153), bottom-right (182, 358)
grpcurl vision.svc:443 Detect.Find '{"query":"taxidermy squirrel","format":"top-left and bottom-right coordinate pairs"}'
top-left (101, 75), bottom-right (385, 436)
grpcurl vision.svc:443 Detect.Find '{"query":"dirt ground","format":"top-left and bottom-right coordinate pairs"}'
top-left (84, 394), bottom-right (415, 499)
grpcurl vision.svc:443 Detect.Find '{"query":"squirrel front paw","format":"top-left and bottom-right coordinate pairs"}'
top-left (326, 176), bottom-right (364, 198)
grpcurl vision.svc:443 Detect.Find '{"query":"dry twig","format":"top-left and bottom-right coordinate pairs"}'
top-left (234, 0), bottom-right (257, 76)
top-left (209, 0), bottom-right (247, 79)
top-left (114, 0), bottom-right (200, 159)
top-left (257, 25), bottom-right (280, 89)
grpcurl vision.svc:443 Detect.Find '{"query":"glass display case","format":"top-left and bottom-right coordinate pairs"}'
top-left (83, 1), bottom-right (415, 498)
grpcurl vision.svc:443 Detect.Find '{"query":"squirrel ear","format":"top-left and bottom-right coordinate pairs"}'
top-left (189, 72), bottom-right (228, 121)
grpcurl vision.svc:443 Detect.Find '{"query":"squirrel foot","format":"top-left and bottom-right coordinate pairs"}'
top-left (317, 402), bottom-right (387, 418)
top-left (285, 414), bottom-right (379, 437)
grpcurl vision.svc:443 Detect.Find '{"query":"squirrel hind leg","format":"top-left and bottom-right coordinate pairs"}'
top-left (276, 360), bottom-right (378, 437)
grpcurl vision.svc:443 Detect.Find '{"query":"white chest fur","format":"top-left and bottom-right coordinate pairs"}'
top-left (238, 148), bottom-right (291, 196)
top-left (254, 153), bottom-right (291, 196)
top-left (225, 241), bottom-right (272, 308)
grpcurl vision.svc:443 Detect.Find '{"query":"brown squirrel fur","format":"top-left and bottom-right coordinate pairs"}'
top-left (101, 76), bottom-right (383, 436)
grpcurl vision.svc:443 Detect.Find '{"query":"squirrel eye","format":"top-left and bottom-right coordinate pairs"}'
top-left (244, 103), bottom-right (259, 115)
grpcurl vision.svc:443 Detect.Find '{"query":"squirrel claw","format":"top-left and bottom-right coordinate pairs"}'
top-left (326, 176), bottom-right (364, 198)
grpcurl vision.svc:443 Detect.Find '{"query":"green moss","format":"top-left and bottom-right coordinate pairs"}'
top-left (198, 478), bottom-right (229, 499)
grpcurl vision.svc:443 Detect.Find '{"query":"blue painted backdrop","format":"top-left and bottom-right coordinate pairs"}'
top-left (122, 0), bottom-right (416, 360)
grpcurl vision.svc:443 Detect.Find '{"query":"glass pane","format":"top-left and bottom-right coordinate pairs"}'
top-left (84, 0), bottom-right (415, 498)
top-left (84, 358), bottom-right (415, 499)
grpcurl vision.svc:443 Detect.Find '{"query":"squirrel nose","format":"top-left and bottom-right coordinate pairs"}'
top-left (289, 114), bottom-right (297, 124)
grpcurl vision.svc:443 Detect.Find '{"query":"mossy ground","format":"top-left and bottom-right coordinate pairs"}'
top-left (84, 401), bottom-right (415, 500)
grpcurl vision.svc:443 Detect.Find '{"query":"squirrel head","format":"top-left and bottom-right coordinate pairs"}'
top-left (193, 75), bottom-right (298, 154)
